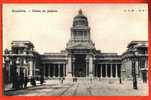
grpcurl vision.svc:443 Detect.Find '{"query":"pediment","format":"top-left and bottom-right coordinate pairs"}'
top-left (69, 43), bottom-right (92, 49)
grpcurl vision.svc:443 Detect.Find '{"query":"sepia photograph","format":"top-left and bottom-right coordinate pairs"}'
top-left (2, 4), bottom-right (148, 96)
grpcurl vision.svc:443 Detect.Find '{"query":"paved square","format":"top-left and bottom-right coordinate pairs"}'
top-left (4, 79), bottom-right (148, 96)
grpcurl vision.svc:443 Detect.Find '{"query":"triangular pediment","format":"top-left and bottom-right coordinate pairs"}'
top-left (73, 43), bottom-right (87, 48)
top-left (66, 40), bottom-right (95, 50)
top-left (69, 43), bottom-right (92, 49)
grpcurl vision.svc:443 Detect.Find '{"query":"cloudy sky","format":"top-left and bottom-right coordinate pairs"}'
top-left (3, 4), bottom-right (148, 55)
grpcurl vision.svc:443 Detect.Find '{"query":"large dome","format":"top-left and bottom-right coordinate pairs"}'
top-left (73, 9), bottom-right (88, 27)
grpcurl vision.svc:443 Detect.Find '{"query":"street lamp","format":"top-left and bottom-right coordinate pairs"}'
top-left (131, 50), bottom-right (138, 90)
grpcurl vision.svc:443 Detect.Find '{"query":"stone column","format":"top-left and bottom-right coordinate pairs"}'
top-left (94, 64), bottom-right (96, 77)
top-left (29, 60), bottom-right (33, 78)
top-left (53, 64), bottom-right (55, 78)
top-left (72, 62), bottom-right (75, 77)
top-left (33, 60), bottom-right (36, 77)
top-left (93, 63), bottom-right (95, 76)
top-left (82, 31), bottom-right (84, 40)
top-left (94, 64), bottom-right (96, 76)
top-left (145, 59), bottom-right (147, 68)
top-left (66, 55), bottom-right (72, 77)
top-left (138, 59), bottom-right (140, 77)
top-left (86, 62), bottom-right (89, 77)
top-left (89, 55), bottom-right (93, 77)
top-left (16, 58), bottom-right (20, 76)
top-left (105, 64), bottom-right (107, 78)
top-left (58, 64), bottom-right (60, 77)
top-left (129, 59), bottom-right (132, 78)
top-left (48, 64), bottom-right (50, 77)
top-left (63, 64), bottom-right (66, 77)
top-left (145, 58), bottom-right (148, 81)
top-left (100, 64), bottom-right (102, 78)
top-left (135, 60), bottom-right (139, 75)
top-left (8, 61), bottom-right (11, 82)
top-left (86, 62), bottom-right (87, 77)
top-left (66, 63), bottom-right (68, 76)
top-left (43, 64), bottom-right (45, 78)
top-left (111, 64), bottom-right (113, 78)
top-left (115, 64), bottom-right (118, 78)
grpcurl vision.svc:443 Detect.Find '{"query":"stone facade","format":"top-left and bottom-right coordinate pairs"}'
top-left (3, 10), bottom-right (148, 84)
top-left (3, 41), bottom-right (41, 84)
top-left (121, 41), bottom-right (148, 82)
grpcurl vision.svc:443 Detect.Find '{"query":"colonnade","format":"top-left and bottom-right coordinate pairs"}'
top-left (43, 63), bottom-right (121, 78)
top-left (43, 63), bottom-right (66, 77)
top-left (95, 64), bottom-right (121, 78)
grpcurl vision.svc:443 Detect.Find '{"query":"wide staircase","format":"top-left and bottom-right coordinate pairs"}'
top-left (72, 77), bottom-right (120, 84)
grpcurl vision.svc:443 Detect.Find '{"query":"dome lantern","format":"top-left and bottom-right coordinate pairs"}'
top-left (73, 9), bottom-right (88, 27)
top-left (79, 9), bottom-right (83, 15)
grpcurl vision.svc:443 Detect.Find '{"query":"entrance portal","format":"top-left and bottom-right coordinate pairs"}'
top-left (74, 54), bottom-right (86, 77)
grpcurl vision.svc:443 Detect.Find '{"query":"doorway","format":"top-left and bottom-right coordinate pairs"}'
top-left (74, 54), bottom-right (86, 77)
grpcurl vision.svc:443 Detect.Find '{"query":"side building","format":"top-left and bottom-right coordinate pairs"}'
top-left (3, 41), bottom-right (41, 85)
top-left (121, 41), bottom-right (148, 83)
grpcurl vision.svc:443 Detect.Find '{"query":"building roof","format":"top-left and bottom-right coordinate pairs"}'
top-left (127, 40), bottom-right (148, 48)
top-left (11, 40), bottom-right (34, 48)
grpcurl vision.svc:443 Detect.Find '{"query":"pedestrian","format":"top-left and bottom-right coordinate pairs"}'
top-left (73, 77), bottom-right (76, 83)
top-left (90, 78), bottom-right (92, 83)
top-left (75, 77), bottom-right (77, 82)
top-left (40, 76), bottom-right (44, 85)
top-left (30, 77), bottom-right (36, 86)
top-left (16, 73), bottom-right (20, 90)
top-left (24, 77), bottom-right (28, 88)
top-left (61, 77), bottom-right (63, 84)
top-left (142, 71), bottom-right (147, 83)
top-left (33, 78), bottom-right (36, 86)
top-left (73, 77), bottom-right (74, 82)
top-left (12, 72), bottom-right (19, 90)
top-left (20, 72), bottom-right (24, 89)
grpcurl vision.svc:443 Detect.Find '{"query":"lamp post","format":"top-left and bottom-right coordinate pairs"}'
top-left (131, 50), bottom-right (138, 90)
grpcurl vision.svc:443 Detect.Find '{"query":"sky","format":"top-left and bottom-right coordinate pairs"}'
top-left (3, 4), bottom-right (148, 55)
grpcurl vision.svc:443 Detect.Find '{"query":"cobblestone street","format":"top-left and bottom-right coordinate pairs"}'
top-left (4, 78), bottom-right (148, 96)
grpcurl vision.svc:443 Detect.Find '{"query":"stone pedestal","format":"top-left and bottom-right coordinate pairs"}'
top-left (66, 73), bottom-right (72, 78)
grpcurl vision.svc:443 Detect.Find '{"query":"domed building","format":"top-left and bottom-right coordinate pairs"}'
top-left (3, 10), bottom-right (148, 86)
